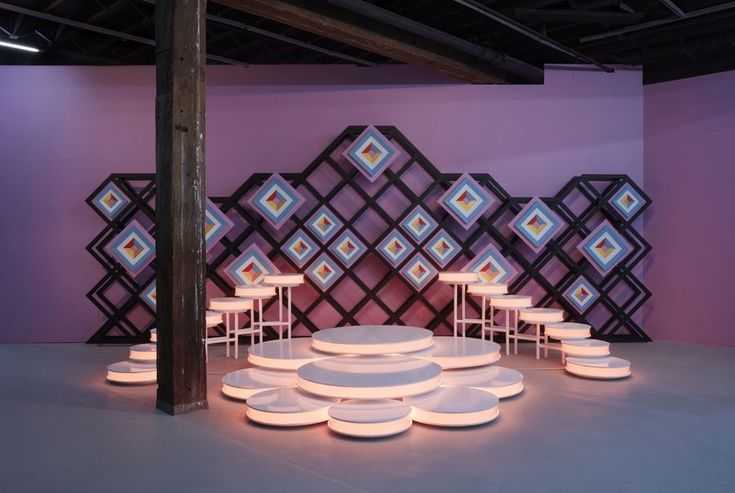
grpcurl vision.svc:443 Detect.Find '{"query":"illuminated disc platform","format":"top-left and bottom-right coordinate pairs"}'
top-left (129, 343), bottom-right (156, 362)
top-left (263, 273), bottom-right (305, 287)
top-left (312, 325), bottom-right (434, 355)
top-left (106, 361), bottom-right (156, 384)
top-left (246, 387), bottom-right (337, 426)
top-left (222, 368), bottom-right (298, 400)
top-left (467, 283), bottom-right (508, 296)
top-left (440, 366), bottom-right (524, 398)
top-left (545, 322), bottom-right (591, 340)
top-left (561, 339), bottom-right (610, 357)
top-left (438, 271), bottom-right (477, 283)
top-left (423, 336), bottom-right (501, 369)
top-left (248, 338), bottom-right (328, 370)
top-left (405, 386), bottom-right (500, 427)
top-left (297, 356), bottom-right (442, 399)
top-left (519, 308), bottom-right (565, 323)
top-left (328, 399), bottom-right (412, 438)
top-left (489, 295), bottom-right (533, 309)
top-left (565, 356), bottom-right (631, 380)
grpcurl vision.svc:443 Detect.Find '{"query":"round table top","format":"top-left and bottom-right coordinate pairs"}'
top-left (438, 271), bottom-right (478, 283)
top-left (311, 325), bottom-right (434, 355)
top-left (423, 336), bottom-right (501, 369)
top-left (206, 311), bottom-right (223, 326)
top-left (263, 273), bottom-right (304, 287)
top-left (328, 399), bottom-right (411, 423)
top-left (544, 322), bottom-right (590, 339)
top-left (489, 294), bottom-right (533, 309)
top-left (405, 385), bottom-right (499, 414)
top-left (246, 387), bottom-right (337, 414)
top-left (519, 307), bottom-right (565, 323)
top-left (467, 283), bottom-right (508, 296)
top-left (248, 338), bottom-right (328, 370)
top-left (209, 297), bottom-right (254, 312)
top-left (234, 285), bottom-right (277, 299)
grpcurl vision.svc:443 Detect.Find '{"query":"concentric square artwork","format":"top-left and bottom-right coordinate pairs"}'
top-left (563, 276), bottom-right (600, 314)
top-left (307, 206), bottom-right (343, 243)
top-left (307, 253), bottom-right (344, 290)
top-left (283, 229), bottom-right (318, 268)
top-left (106, 220), bottom-right (156, 277)
top-left (439, 174), bottom-right (495, 230)
top-left (225, 244), bottom-right (278, 286)
top-left (462, 244), bottom-right (517, 284)
top-left (400, 205), bottom-right (438, 244)
top-left (509, 197), bottom-right (564, 253)
top-left (247, 174), bottom-right (305, 229)
top-left (609, 182), bottom-right (647, 220)
top-left (401, 254), bottom-right (438, 290)
top-left (577, 221), bottom-right (632, 276)
top-left (329, 229), bottom-right (366, 267)
top-left (342, 126), bottom-right (400, 182)
top-left (425, 229), bottom-right (460, 268)
top-left (141, 281), bottom-right (157, 311)
top-left (93, 182), bottom-right (130, 220)
top-left (205, 199), bottom-right (234, 251)
top-left (378, 230), bottom-right (415, 267)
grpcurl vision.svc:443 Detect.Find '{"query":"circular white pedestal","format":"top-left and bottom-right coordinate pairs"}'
top-left (234, 285), bottom-right (277, 299)
top-left (149, 329), bottom-right (157, 343)
top-left (209, 297), bottom-right (254, 312)
top-left (544, 322), bottom-right (591, 340)
top-left (423, 337), bottom-right (501, 369)
top-left (405, 386), bottom-right (500, 427)
top-left (297, 356), bottom-right (442, 399)
top-left (565, 356), bottom-right (631, 379)
top-left (467, 283), bottom-right (508, 296)
top-left (129, 343), bottom-right (156, 362)
top-left (246, 387), bottom-right (337, 426)
top-left (206, 311), bottom-right (223, 326)
top-left (106, 361), bottom-right (156, 384)
top-left (328, 399), bottom-right (412, 438)
top-left (519, 308), bottom-right (564, 323)
top-left (489, 295), bottom-right (533, 309)
top-left (438, 271), bottom-right (477, 283)
top-left (440, 366), bottom-right (524, 398)
top-left (248, 338), bottom-right (327, 370)
top-left (222, 368), bottom-right (298, 400)
top-left (264, 273), bottom-right (305, 287)
top-left (561, 339), bottom-right (610, 357)
top-left (312, 326), bottom-right (434, 355)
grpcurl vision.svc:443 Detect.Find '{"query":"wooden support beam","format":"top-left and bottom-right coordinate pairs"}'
top-left (212, 0), bottom-right (543, 83)
top-left (155, 0), bottom-right (208, 416)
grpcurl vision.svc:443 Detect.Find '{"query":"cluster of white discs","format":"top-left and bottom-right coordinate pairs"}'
top-left (221, 325), bottom-right (524, 438)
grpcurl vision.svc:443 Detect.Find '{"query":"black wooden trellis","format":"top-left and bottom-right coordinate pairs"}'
top-left (85, 125), bottom-right (652, 344)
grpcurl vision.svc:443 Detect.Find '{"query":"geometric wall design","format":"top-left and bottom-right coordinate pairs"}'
top-left (85, 126), bottom-right (652, 344)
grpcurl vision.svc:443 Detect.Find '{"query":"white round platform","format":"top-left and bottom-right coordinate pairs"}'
top-left (467, 283), bottom-right (508, 296)
top-left (440, 366), bottom-right (524, 398)
top-left (263, 273), bottom-right (305, 287)
top-left (129, 343), bottom-right (156, 362)
top-left (234, 285), bottom-right (277, 299)
top-left (149, 328), bottom-right (157, 343)
top-left (328, 399), bottom-right (412, 438)
top-left (405, 386), bottom-right (500, 427)
top-left (561, 339), bottom-right (610, 357)
top-left (311, 325), bottom-right (434, 355)
top-left (246, 387), bottom-right (337, 426)
top-left (519, 307), bottom-right (565, 323)
top-left (422, 336), bottom-right (501, 369)
top-left (438, 271), bottom-right (478, 283)
top-left (565, 356), bottom-right (631, 380)
top-left (209, 297), bottom-right (253, 312)
top-left (106, 361), bottom-right (156, 384)
top-left (206, 311), bottom-right (223, 326)
top-left (297, 356), bottom-right (442, 399)
top-left (222, 368), bottom-right (298, 400)
top-left (248, 338), bottom-right (328, 370)
top-left (544, 322), bottom-right (591, 340)
top-left (489, 295), bottom-right (533, 309)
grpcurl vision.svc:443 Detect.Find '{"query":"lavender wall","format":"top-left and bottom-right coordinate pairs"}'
top-left (0, 64), bottom-right (643, 343)
top-left (644, 70), bottom-right (735, 346)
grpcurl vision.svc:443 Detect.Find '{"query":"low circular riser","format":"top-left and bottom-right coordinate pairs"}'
top-left (422, 337), bottom-right (501, 370)
top-left (312, 325), bottom-right (434, 355)
top-left (248, 338), bottom-right (328, 370)
top-left (222, 368), bottom-right (298, 400)
top-left (565, 357), bottom-right (631, 380)
top-left (328, 415), bottom-right (412, 438)
top-left (561, 339), bottom-right (610, 357)
top-left (106, 361), bottom-right (156, 384)
top-left (246, 387), bottom-right (337, 426)
top-left (405, 386), bottom-right (500, 427)
top-left (440, 366), bottom-right (524, 399)
top-left (129, 343), bottom-right (157, 362)
top-left (328, 399), bottom-right (412, 438)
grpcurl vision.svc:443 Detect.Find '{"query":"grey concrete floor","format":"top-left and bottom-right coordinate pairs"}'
top-left (0, 341), bottom-right (733, 493)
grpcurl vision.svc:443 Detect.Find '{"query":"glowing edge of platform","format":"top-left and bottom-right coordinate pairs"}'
top-left (246, 405), bottom-right (330, 426)
top-left (311, 337), bottom-right (434, 356)
top-left (106, 369), bottom-right (156, 384)
top-left (297, 373), bottom-right (442, 399)
top-left (247, 353), bottom-right (322, 371)
top-left (472, 381), bottom-right (524, 399)
top-left (328, 415), bottom-right (412, 438)
top-left (410, 405), bottom-right (500, 427)
top-left (129, 348), bottom-right (156, 362)
top-left (565, 361), bottom-right (631, 380)
top-left (222, 383), bottom-right (277, 400)
top-left (561, 345), bottom-right (610, 357)
top-left (426, 350), bottom-right (501, 370)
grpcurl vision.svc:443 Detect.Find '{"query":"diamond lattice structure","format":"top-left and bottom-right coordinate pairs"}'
top-left (329, 229), bottom-right (367, 267)
top-left (563, 276), bottom-right (600, 314)
top-left (400, 205), bottom-right (438, 244)
top-left (283, 229), bottom-right (319, 268)
top-left (509, 197), bottom-right (564, 253)
top-left (248, 173), bottom-right (305, 229)
top-left (225, 244), bottom-right (279, 286)
top-left (577, 221), bottom-right (632, 277)
top-left (378, 230), bottom-right (415, 267)
top-left (307, 205), bottom-right (343, 243)
top-left (425, 229), bottom-right (461, 268)
top-left (401, 254), bottom-right (438, 290)
top-left (307, 253), bottom-right (344, 289)
top-left (439, 173), bottom-right (495, 230)
top-left (93, 182), bottom-right (130, 220)
top-left (462, 244), bottom-right (517, 284)
top-left (342, 126), bottom-right (400, 182)
top-left (105, 220), bottom-right (156, 277)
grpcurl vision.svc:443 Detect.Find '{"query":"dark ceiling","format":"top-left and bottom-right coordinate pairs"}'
top-left (0, 0), bottom-right (734, 84)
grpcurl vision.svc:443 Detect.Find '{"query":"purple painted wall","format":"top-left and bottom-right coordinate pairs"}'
top-left (644, 70), bottom-right (735, 346)
top-left (0, 64), bottom-right (643, 343)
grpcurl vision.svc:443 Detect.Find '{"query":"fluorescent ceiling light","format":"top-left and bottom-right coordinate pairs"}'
top-left (0, 40), bottom-right (40, 53)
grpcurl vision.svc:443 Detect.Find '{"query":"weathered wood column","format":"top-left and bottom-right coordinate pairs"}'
top-left (155, 0), bottom-right (208, 415)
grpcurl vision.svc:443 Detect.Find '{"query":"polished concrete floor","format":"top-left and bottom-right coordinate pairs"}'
top-left (1, 341), bottom-right (733, 493)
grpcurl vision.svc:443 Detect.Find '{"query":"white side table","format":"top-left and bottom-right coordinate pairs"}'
top-left (438, 271), bottom-right (479, 337)
top-left (263, 273), bottom-right (304, 340)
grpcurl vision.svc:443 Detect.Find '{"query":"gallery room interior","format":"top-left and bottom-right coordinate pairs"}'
top-left (1, 0), bottom-right (734, 492)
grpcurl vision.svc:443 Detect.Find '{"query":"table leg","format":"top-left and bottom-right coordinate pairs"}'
top-left (480, 296), bottom-right (486, 341)
top-left (278, 287), bottom-right (283, 340)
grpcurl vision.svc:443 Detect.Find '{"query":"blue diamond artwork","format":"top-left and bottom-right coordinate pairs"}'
top-left (400, 205), bottom-right (438, 244)
top-left (205, 199), bottom-right (234, 252)
top-left (439, 173), bottom-right (495, 230)
top-left (247, 173), bottom-right (305, 229)
top-left (307, 253), bottom-right (344, 290)
top-left (329, 229), bottom-right (366, 267)
top-left (307, 206), bottom-right (343, 243)
top-left (342, 126), bottom-right (401, 182)
top-left (105, 220), bottom-right (156, 277)
top-left (401, 254), bottom-right (437, 290)
top-left (141, 280), bottom-right (157, 311)
top-left (509, 197), bottom-right (564, 254)
top-left (577, 221), bottom-right (632, 277)
top-left (462, 244), bottom-right (517, 284)
top-left (425, 229), bottom-right (461, 268)
top-left (224, 244), bottom-right (278, 286)
top-left (93, 182), bottom-right (129, 220)
top-left (563, 276), bottom-right (600, 315)
top-left (283, 229), bottom-right (318, 268)
top-left (378, 230), bottom-right (415, 267)
top-left (609, 182), bottom-right (647, 220)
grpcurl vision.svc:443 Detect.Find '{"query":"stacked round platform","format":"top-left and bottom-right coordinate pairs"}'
top-left (223, 325), bottom-right (524, 438)
top-left (106, 329), bottom-right (158, 384)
